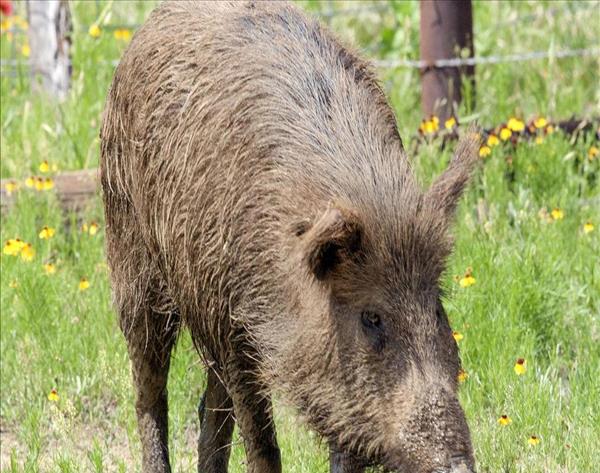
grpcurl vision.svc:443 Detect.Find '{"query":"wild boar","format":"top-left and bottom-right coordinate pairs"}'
top-left (100, 1), bottom-right (478, 472)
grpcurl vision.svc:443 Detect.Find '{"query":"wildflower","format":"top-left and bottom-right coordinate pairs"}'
top-left (419, 117), bottom-right (439, 135)
top-left (0, 18), bottom-right (12, 34)
top-left (79, 277), bottom-right (90, 291)
top-left (42, 178), bottom-right (54, 190)
top-left (38, 226), bottom-right (56, 240)
top-left (47, 389), bottom-right (59, 402)
top-left (20, 243), bottom-right (35, 262)
top-left (589, 146), bottom-right (599, 161)
top-left (528, 435), bottom-right (540, 446)
top-left (88, 222), bottom-right (99, 236)
top-left (457, 369), bottom-right (468, 383)
top-left (25, 176), bottom-right (35, 188)
top-left (479, 145), bottom-right (491, 158)
top-left (499, 127), bottom-right (512, 141)
top-left (89, 24), bottom-right (101, 38)
top-left (453, 331), bottom-right (464, 342)
top-left (534, 117), bottom-right (548, 129)
top-left (4, 180), bottom-right (19, 195)
top-left (535, 136), bottom-right (544, 145)
top-left (497, 415), bottom-right (512, 426)
top-left (81, 223), bottom-right (89, 233)
top-left (3, 238), bottom-right (26, 256)
top-left (21, 43), bottom-right (30, 58)
top-left (43, 262), bottom-right (57, 275)
top-left (444, 117), bottom-right (457, 130)
top-left (39, 160), bottom-right (50, 173)
top-left (487, 134), bottom-right (499, 147)
top-left (583, 221), bottom-right (594, 234)
top-left (507, 118), bottom-right (525, 132)
top-left (459, 268), bottom-right (476, 288)
top-left (514, 358), bottom-right (527, 375)
top-left (114, 28), bottom-right (132, 41)
top-left (546, 125), bottom-right (555, 134)
top-left (551, 208), bottom-right (564, 220)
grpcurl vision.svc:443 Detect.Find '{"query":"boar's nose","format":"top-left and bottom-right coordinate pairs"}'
top-left (431, 457), bottom-right (474, 473)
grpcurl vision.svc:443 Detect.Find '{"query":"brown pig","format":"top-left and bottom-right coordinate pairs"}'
top-left (100, 1), bottom-right (479, 472)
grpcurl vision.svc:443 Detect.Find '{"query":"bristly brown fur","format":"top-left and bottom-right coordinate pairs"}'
top-left (100, 1), bottom-right (478, 472)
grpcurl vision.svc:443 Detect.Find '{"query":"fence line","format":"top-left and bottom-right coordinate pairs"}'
top-left (374, 47), bottom-right (600, 69)
top-left (2, 47), bottom-right (598, 75)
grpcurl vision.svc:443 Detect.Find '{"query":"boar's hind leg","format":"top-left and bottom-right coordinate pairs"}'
top-left (122, 303), bottom-right (179, 473)
top-left (197, 366), bottom-right (235, 472)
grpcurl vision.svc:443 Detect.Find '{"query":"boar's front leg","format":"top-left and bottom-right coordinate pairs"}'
top-left (329, 446), bottom-right (366, 473)
top-left (226, 351), bottom-right (281, 473)
top-left (197, 366), bottom-right (235, 473)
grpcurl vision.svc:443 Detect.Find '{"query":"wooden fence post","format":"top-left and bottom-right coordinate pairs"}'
top-left (420, 0), bottom-right (474, 121)
top-left (26, 0), bottom-right (72, 100)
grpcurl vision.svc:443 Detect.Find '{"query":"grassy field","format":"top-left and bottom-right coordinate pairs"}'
top-left (1, 1), bottom-right (599, 472)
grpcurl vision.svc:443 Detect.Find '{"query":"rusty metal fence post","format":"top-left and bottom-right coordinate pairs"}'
top-left (420, 0), bottom-right (474, 121)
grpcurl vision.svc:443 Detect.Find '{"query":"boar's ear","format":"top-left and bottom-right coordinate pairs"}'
top-left (425, 125), bottom-right (480, 219)
top-left (299, 205), bottom-right (362, 280)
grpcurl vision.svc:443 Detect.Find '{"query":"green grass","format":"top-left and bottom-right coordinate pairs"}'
top-left (1, 1), bottom-right (599, 472)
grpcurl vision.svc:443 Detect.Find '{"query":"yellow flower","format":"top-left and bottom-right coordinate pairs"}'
top-left (498, 415), bottom-right (512, 426)
top-left (528, 435), bottom-right (540, 446)
top-left (514, 358), bottom-right (527, 375)
top-left (589, 146), bottom-right (599, 161)
top-left (0, 18), bottom-right (12, 34)
top-left (452, 331), bottom-right (464, 342)
top-left (457, 369), bottom-right (468, 383)
top-left (583, 221), bottom-right (594, 234)
top-left (81, 223), bottom-right (89, 233)
top-left (444, 117), bottom-right (457, 130)
top-left (4, 180), bottom-right (19, 195)
top-left (459, 268), bottom-right (476, 288)
top-left (42, 178), bottom-right (54, 191)
top-left (479, 145), bottom-right (491, 158)
top-left (20, 243), bottom-right (35, 262)
top-left (39, 160), bottom-right (50, 173)
top-left (47, 388), bottom-right (59, 402)
top-left (79, 277), bottom-right (90, 291)
top-left (43, 262), bottom-right (57, 275)
top-left (507, 117), bottom-right (525, 132)
top-left (39, 226), bottom-right (56, 240)
top-left (114, 28), bottom-right (132, 41)
top-left (89, 24), bottom-right (101, 38)
top-left (499, 127), bottom-right (512, 141)
top-left (88, 222), bottom-right (99, 236)
top-left (21, 43), bottom-right (30, 58)
top-left (25, 176), bottom-right (35, 188)
top-left (546, 124), bottom-right (555, 134)
top-left (551, 208), bottom-right (564, 220)
top-left (3, 238), bottom-right (26, 256)
top-left (419, 118), bottom-right (439, 135)
top-left (535, 136), bottom-right (544, 145)
top-left (534, 117), bottom-right (548, 129)
top-left (487, 134), bottom-right (500, 147)
top-left (34, 177), bottom-right (44, 191)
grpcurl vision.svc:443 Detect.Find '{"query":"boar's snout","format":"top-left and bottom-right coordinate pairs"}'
top-left (384, 380), bottom-right (474, 473)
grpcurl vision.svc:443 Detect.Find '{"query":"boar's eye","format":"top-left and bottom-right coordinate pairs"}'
top-left (361, 311), bottom-right (381, 329)
top-left (360, 311), bottom-right (385, 352)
